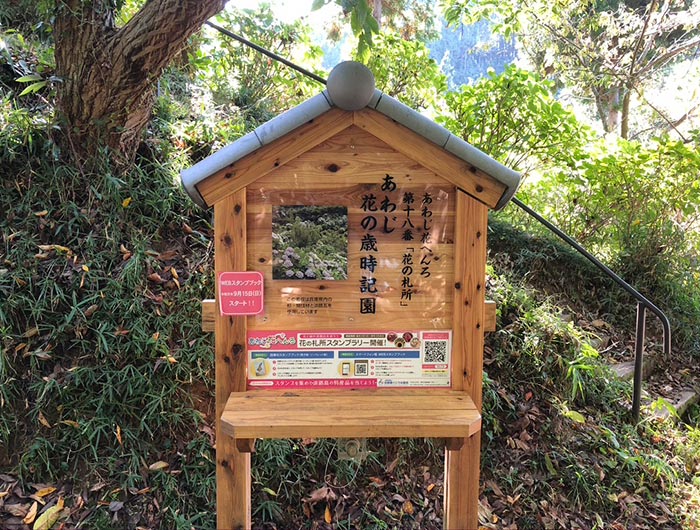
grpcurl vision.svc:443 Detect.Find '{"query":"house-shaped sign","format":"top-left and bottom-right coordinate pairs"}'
top-left (181, 61), bottom-right (520, 530)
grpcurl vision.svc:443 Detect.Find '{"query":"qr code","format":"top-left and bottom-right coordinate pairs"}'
top-left (424, 341), bottom-right (448, 363)
top-left (354, 360), bottom-right (369, 376)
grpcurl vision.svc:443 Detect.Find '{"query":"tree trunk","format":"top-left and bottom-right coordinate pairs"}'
top-left (54, 0), bottom-right (227, 166)
top-left (620, 88), bottom-right (631, 139)
top-left (594, 86), bottom-right (622, 134)
top-left (372, 0), bottom-right (383, 28)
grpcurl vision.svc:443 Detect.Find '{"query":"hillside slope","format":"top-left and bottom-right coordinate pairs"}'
top-left (1, 145), bottom-right (698, 528)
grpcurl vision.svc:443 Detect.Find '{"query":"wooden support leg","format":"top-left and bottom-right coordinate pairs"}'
top-left (444, 432), bottom-right (481, 530)
top-left (445, 194), bottom-right (487, 530)
top-left (217, 437), bottom-right (251, 530)
top-left (215, 191), bottom-right (251, 529)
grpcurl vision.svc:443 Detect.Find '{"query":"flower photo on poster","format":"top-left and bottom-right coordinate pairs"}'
top-left (272, 205), bottom-right (348, 281)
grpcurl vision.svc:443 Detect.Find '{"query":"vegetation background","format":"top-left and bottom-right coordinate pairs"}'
top-left (0, 0), bottom-right (699, 528)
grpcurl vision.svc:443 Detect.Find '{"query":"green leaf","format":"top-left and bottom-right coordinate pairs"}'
top-left (350, 6), bottom-right (362, 33)
top-left (367, 15), bottom-right (379, 33)
top-left (563, 409), bottom-right (586, 423)
top-left (355, 39), bottom-right (371, 63)
top-left (15, 73), bottom-right (43, 83)
top-left (544, 453), bottom-right (557, 475)
top-left (33, 498), bottom-right (63, 530)
top-left (311, 0), bottom-right (328, 10)
top-left (19, 80), bottom-right (48, 96)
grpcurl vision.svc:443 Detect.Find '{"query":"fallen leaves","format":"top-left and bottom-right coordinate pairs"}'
top-left (114, 326), bottom-right (130, 337)
top-left (37, 411), bottom-right (52, 429)
top-left (23, 327), bottom-right (39, 338)
top-left (147, 272), bottom-right (164, 284)
top-left (148, 461), bottom-right (169, 472)
top-left (33, 497), bottom-right (64, 530)
top-left (83, 304), bottom-right (99, 318)
top-left (37, 244), bottom-right (71, 255)
top-left (21, 501), bottom-right (37, 525)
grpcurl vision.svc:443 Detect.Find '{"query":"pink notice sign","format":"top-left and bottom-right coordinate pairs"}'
top-left (218, 271), bottom-right (264, 316)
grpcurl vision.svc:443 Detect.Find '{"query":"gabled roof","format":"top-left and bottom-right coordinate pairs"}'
top-left (181, 61), bottom-right (521, 210)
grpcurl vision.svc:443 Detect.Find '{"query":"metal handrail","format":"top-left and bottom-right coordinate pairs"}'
top-left (510, 197), bottom-right (672, 421)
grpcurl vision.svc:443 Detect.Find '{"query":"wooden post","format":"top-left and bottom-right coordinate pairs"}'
top-left (214, 190), bottom-right (251, 530)
top-left (445, 192), bottom-right (488, 530)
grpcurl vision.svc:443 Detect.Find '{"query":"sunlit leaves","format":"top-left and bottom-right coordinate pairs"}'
top-left (312, 0), bottom-right (380, 60)
top-left (365, 33), bottom-right (447, 111)
top-left (204, 5), bottom-right (325, 118)
top-left (438, 65), bottom-right (590, 174)
top-left (15, 73), bottom-right (48, 96)
top-left (441, 0), bottom-right (700, 138)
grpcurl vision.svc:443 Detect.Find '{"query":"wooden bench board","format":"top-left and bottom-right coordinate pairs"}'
top-left (221, 389), bottom-right (481, 441)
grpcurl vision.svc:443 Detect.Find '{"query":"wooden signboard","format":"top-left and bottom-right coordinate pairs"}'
top-left (185, 61), bottom-right (520, 530)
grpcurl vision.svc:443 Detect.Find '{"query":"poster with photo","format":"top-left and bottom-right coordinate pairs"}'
top-left (271, 205), bottom-right (348, 281)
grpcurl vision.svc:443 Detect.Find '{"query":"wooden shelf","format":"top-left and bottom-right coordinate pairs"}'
top-left (221, 388), bottom-right (481, 452)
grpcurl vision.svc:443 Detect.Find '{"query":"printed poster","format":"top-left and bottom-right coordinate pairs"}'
top-left (247, 330), bottom-right (451, 389)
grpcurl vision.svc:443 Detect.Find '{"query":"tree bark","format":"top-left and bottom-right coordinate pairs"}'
top-left (620, 88), bottom-right (631, 139)
top-left (54, 0), bottom-right (227, 166)
top-left (594, 86), bottom-right (622, 134)
top-left (372, 0), bottom-right (383, 28)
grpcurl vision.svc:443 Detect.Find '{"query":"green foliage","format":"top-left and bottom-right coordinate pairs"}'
top-left (441, 0), bottom-right (700, 138)
top-left (482, 229), bottom-right (697, 522)
top-left (0, 144), bottom-right (217, 526)
top-left (439, 65), bottom-right (590, 174)
top-left (365, 32), bottom-right (447, 110)
top-left (349, 0), bottom-right (379, 62)
top-left (203, 5), bottom-right (325, 120)
top-left (1, 2), bottom-right (699, 527)
top-left (485, 271), bottom-right (620, 410)
top-left (528, 134), bottom-right (700, 349)
top-left (445, 68), bottom-right (700, 353)
top-left (0, 0), bottom-right (53, 37)
top-left (313, 0), bottom-right (379, 61)
top-left (0, 26), bottom-right (56, 99)
top-left (442, 0), bottom-right (521, 39)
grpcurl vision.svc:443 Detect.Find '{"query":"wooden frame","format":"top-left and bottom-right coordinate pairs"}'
top-left (205, 107), bottom-right (499, 530)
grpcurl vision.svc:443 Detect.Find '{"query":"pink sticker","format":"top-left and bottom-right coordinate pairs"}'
top-left (218, 271), bottom-right (264, 316)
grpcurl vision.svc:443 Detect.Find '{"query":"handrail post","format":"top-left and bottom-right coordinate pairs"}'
top-left (509, 197), bottom-right (672, 423)
top-left (632, 302), bottom-right (647, 422)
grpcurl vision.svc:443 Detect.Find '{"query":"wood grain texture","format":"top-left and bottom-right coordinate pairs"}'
top-left (221, 389), bottom-right (480, 440)
top-left (214, 192), bottom-right (251, 530)
top-left (198, 108), bottom-right (354, 206)
top-left (445, 193), bottom-right (488, 530)
top-left (353, 109), bottom-right (506, 209)
top-left (203, 118), bottom-right (492, 529)
top-left (244, 140), bottom-right (457, 332)
top-left (484, 300), bottom-right (497, 333)
top-left (202, 299), bottom-right (215, 332)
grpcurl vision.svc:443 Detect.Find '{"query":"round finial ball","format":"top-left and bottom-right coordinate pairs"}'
top-left (326, 61), bottom-right (376, 111)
